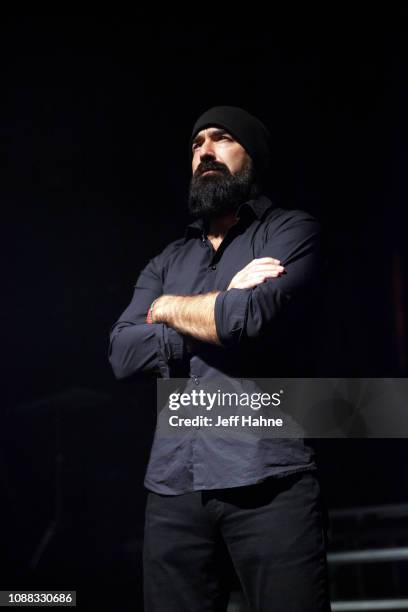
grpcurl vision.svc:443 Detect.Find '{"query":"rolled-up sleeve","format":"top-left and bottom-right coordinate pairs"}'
top-left (109, 253), bottom-right (187, 380)
top-left (214, 212), bottom-right (323, 347)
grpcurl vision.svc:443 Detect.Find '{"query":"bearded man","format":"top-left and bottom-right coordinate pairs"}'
top-left (109, 106), bottom-right (331, 612)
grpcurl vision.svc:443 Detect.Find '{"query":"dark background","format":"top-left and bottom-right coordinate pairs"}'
top-left (1, 9), bottom-right (407, 610)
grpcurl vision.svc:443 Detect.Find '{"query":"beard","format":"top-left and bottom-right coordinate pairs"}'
top-left (188, 158), bottom-right (256, 219)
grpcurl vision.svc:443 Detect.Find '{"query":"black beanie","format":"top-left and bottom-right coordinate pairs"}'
top-left (191, 106), bottom-right (271, 176)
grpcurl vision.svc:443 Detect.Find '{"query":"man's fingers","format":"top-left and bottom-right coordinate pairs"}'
top-left (243, 259), bottom-right (283, 273)
top-left (233, 270), bottom-right (284, 289)
top-left (247, 264), bottom-right (285, 275)
top-left (261, 270), bottom-right (283, 278)
top-left (239, 267), bottom-right (284, 283)
top-left (248, 257), bottom-right (282, 266)
top-left (248, 271), bottom-right (282, 284)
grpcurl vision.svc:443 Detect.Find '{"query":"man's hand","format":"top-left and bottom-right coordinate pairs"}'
top-left (227, 257), bottom-right (285, 290)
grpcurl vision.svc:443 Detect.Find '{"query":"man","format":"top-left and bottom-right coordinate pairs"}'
top-left (109, 106), bottom-right (331, 611)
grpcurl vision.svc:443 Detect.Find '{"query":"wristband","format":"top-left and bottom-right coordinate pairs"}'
top-left (146, 298), bottom-right (160, 324)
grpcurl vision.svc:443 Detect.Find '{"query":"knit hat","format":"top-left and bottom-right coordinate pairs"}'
top-left (191, 106), bottom-right (271, 176)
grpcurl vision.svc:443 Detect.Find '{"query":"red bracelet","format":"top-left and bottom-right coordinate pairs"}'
top-left (146, 298), bottom-right (159, 324)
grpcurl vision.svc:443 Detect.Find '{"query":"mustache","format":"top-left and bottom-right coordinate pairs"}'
top-left (194, 160), bottom-right (230, 178)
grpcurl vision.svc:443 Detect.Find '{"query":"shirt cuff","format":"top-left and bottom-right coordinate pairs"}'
top-left (214, 289), bottom-right (249, 347)
top-left (154, 325), bottom-right (187, 378)
top-left (164, 327), bottom-right (186, 363)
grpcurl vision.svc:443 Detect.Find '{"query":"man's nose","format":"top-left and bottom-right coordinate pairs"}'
top-left (200, 139), bottom-right (216, 159)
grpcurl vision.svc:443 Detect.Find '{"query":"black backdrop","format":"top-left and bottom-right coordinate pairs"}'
top-left (1, 10), bottom-right (407, 610)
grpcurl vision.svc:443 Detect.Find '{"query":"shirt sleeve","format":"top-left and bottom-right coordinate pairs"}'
top-left (214, 211), bottom-right (324, 347)
top-left (109, 252), bottom-right (187, 380)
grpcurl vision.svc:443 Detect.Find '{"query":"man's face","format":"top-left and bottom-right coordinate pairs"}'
top-left (191, 127), bottom-right (250, 178)
top-left (188, 127), bottom-right (255, 219)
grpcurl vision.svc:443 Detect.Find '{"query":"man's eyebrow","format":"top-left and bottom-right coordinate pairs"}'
top-left (192, 128), bottom-right (231, 145)
top-left (212, 128), bottom-right (228, 136)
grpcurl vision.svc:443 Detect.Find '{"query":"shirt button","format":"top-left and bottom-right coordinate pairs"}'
top-left (211, 265), bottom-right (217, 270)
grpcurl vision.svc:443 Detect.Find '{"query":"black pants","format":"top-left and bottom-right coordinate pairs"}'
top-left (143, 471), bottom-right (331, 611)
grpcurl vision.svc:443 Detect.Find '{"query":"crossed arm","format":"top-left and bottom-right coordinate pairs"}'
top-left (109, 214), bottom-right (322, 380)
top-left (150, 258), bottom-right (284, 345)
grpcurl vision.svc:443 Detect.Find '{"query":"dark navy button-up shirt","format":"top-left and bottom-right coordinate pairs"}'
top-left (109, 195), bottom-right (324, 494)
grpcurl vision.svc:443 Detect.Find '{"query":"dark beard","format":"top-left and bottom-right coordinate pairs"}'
top-left (188, 158), bottom-right (256, 219)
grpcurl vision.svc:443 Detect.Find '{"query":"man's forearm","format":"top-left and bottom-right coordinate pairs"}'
top-left (152, 292), bottom-right (222, 345)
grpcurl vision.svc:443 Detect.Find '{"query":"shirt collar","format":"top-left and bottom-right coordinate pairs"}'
top-left (184, 195), bottom-right (274, 240)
